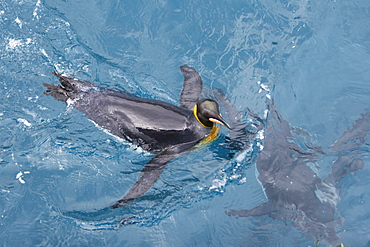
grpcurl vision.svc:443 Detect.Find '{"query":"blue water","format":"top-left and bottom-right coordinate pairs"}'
top-left (1, 0), bottom-right (370, 246)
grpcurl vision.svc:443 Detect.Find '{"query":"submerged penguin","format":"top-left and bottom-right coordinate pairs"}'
top-left (43, 65), bottom-right (231, 208)
top-left (227, 103), bottom-right (370, 247)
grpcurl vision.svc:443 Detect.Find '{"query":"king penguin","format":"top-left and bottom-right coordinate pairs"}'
top-left (43, 65), bottom-right (230, 208)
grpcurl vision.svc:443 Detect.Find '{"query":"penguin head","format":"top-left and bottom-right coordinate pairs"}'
top-left (194, 99), bottom-right (231, 129)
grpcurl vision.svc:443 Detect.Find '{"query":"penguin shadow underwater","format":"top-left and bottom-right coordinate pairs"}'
top-left (43, 65), bottom-right (232, 209)
top-left (227, 101), bottom-right (370, 247)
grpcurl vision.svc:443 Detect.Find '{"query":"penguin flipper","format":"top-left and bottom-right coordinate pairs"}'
top-left (179, 65), bottom-right (203, 109)
top-left (325, 111), bottom-right (370, 185)
top-left (110, 140), bottom-right (199, 209)
top-left (331, 111), bottom-right (370, 152)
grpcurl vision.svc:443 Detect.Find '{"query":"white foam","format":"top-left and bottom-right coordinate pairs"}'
top-left (40, 48), bottom-right (49, 58)
top-left (209, 178), bottom-right (226, 191)
top-left (235, 149), bottom-right (248, 164)
top-left (6, 38), bottom-right (32, 50)
top-left (15, 17), bottom-right (22, 28)
top-left (256, 142), bottom-right (264, 151)
top-left (66, 98), bottom-right (76, 107)
top-left (16, 171), bottom-right (30, 184)
top-left (17, 118), bottom-right (32, 127)
top-left (38, 105), bottom-right (48, 110)
top-left (256, 129), bottom-right (265, 140)
top-left (33, 0), bottom-right (42, 19)
top-left (6, 38), bottom-right (23, 49)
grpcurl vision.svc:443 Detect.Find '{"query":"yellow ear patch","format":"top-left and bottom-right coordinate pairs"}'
top-left (193, 104), bottom-right (211, 128)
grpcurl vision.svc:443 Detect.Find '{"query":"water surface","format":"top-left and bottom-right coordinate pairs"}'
top-left (1, 0), bottom-right (370, 246)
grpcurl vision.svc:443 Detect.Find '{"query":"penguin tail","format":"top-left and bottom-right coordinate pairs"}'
top-left (42, 72), bottom-right (76, 102)
top-left (51, 72), bottom-right (76, 91)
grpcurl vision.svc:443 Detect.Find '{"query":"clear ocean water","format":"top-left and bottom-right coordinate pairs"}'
top-left (1, 0), bottom-right (370, 246)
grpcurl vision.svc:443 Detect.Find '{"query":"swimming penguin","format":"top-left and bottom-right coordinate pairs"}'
top-left (43, 65), bottom-right (231, 208)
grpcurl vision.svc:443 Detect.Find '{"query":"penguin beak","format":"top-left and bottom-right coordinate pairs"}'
top-left (209, 115), bottom-right (231, 130)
